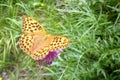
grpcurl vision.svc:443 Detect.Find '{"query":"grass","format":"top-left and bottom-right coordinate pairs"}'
top-left (0, 0), bottom-right (120, 80)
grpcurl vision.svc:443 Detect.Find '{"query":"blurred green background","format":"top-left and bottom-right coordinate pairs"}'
top-left (0, 0), bottom-right (120, 80)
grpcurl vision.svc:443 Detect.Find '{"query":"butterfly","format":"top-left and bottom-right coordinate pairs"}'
top-left (19, 16), bottom-right (69, 60)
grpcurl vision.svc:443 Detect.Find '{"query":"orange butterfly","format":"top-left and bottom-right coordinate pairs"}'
top-left (19, 16), bottom-right (69, 60)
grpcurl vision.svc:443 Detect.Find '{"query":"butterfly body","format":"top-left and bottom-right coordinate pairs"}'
top-left (19, 16), bottom-right (69, 60)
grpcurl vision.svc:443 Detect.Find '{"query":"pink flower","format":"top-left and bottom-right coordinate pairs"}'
top-left (37, 49), bottom-right (63, 66)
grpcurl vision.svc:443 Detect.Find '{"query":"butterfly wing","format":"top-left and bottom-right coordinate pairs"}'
top-left (19, 16), bottom-right (46, 56)
top-left (19, 34), bottom-right (53, 60)
top-left (23, 16), bottom-right (46, 34)
top-left (19, 34), bottom-right (34, 54)
top-left (49, 36), bottom-right (69, 51)
top-left (30, 36), bottom-right (69, 60)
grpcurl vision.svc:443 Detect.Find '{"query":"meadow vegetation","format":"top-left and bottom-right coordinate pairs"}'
top-left (0, 0), bottom-right (120, 80)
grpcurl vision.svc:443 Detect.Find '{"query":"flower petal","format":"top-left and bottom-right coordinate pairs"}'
top-left (38, 49), bottom-right (63, 65)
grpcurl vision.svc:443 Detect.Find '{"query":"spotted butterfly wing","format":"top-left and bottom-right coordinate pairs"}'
top-left (19, 16), bottom-right (69, 60)
top-left (22, 16), bottom-right (46, 34)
